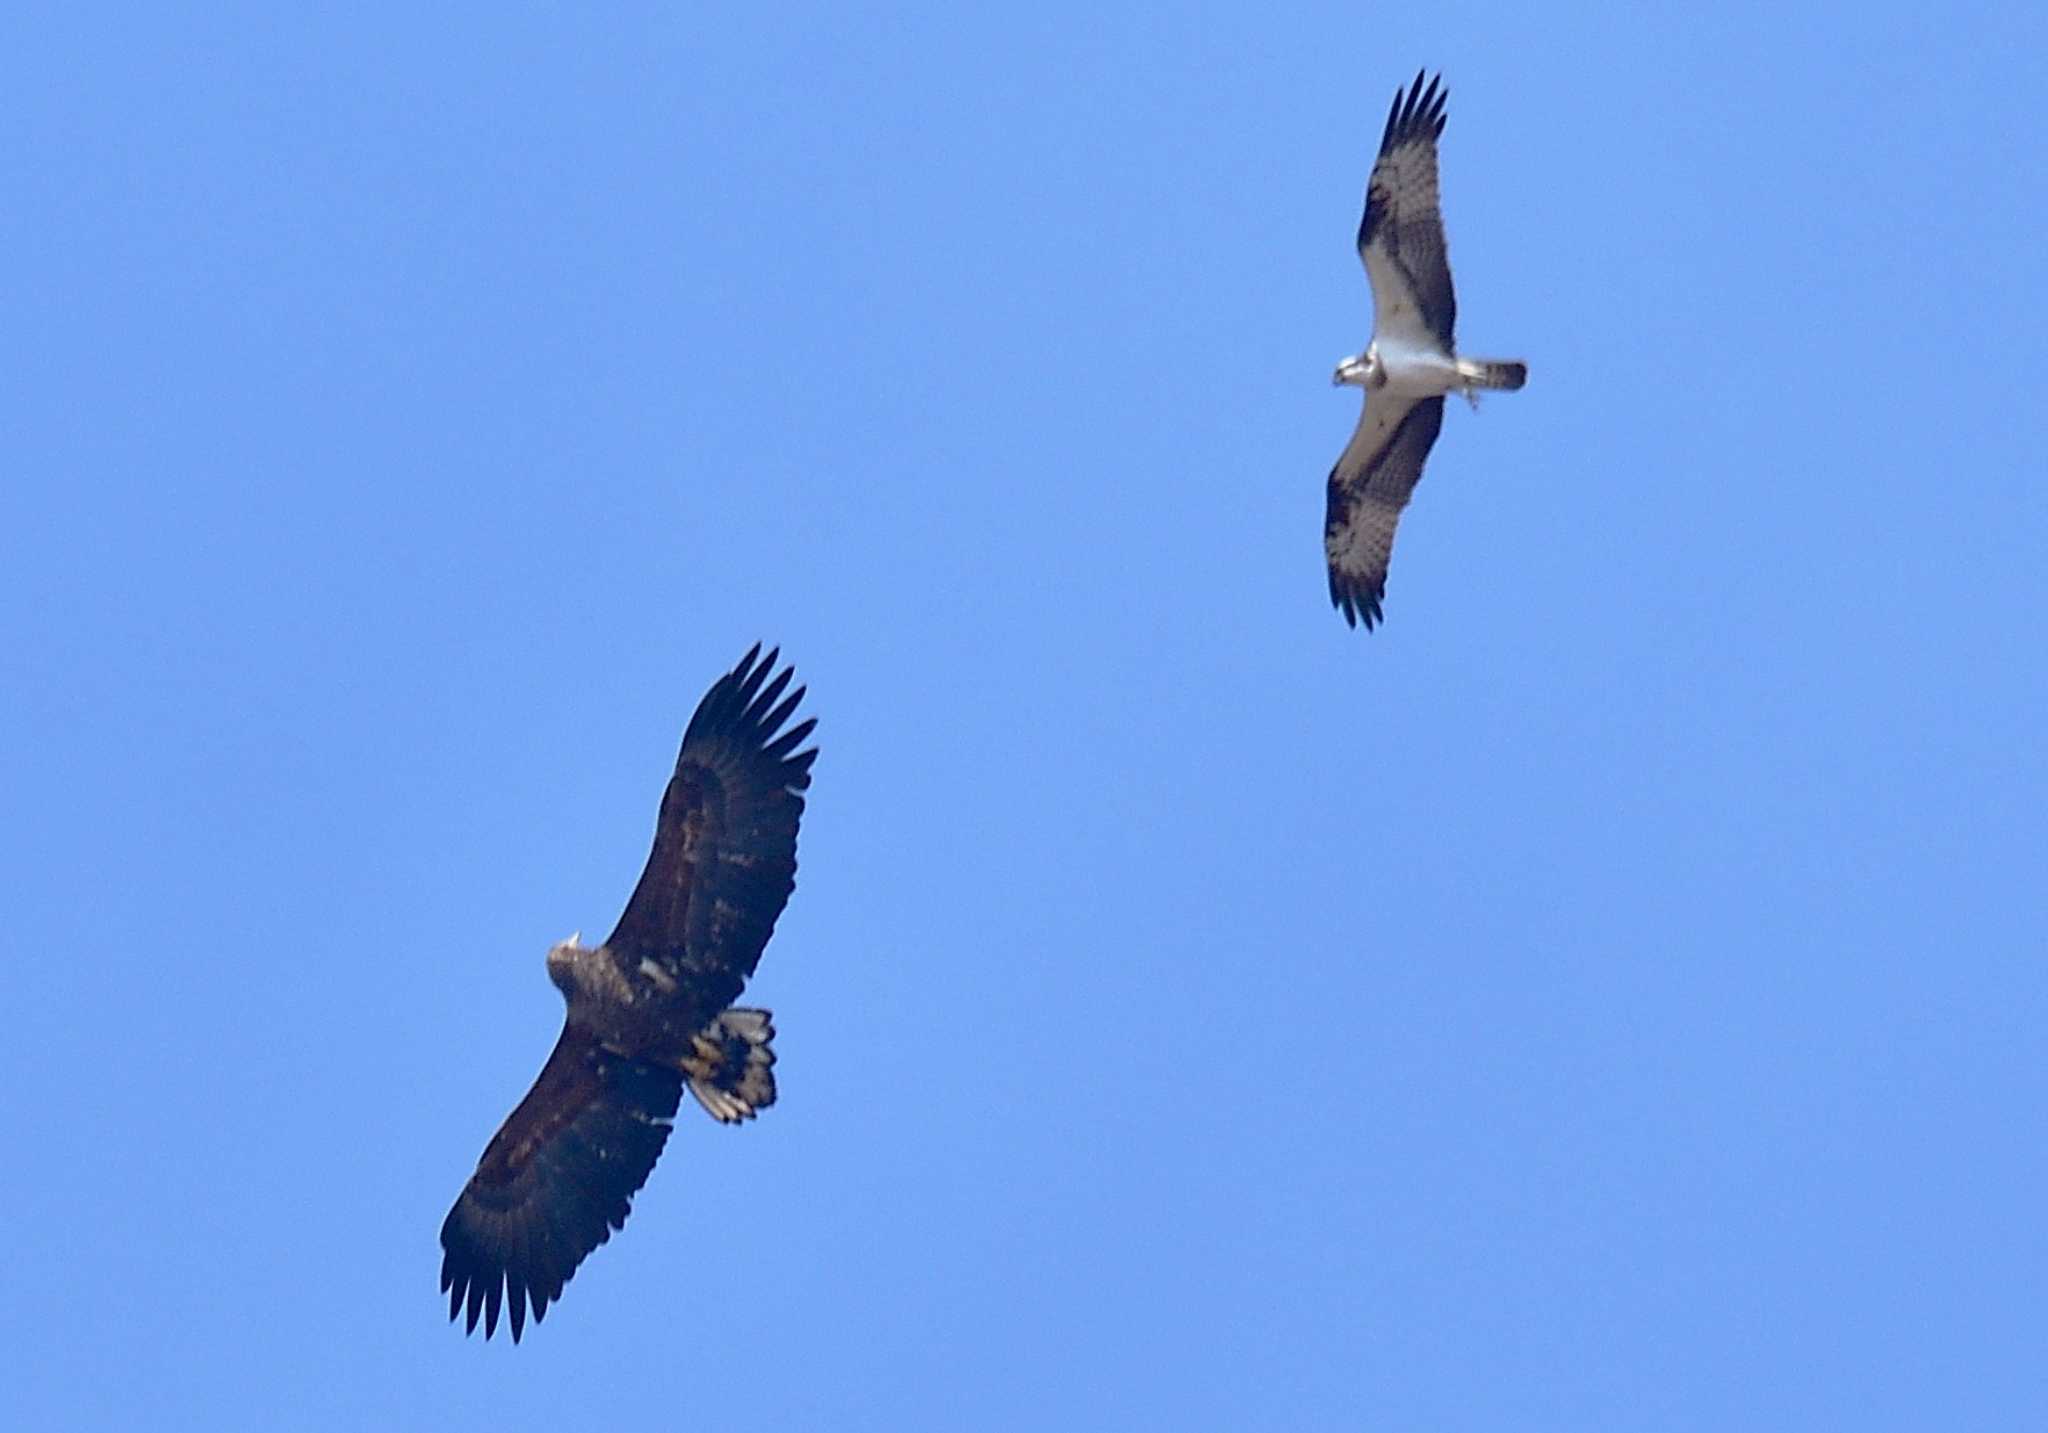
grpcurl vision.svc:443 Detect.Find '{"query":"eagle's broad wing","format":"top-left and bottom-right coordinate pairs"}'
top-left (1325, 395), bottom-right (1446, 629)
top-left (439, 1027), bottom-right (683, 1341)
top-left (604, 645), bottom-right (817, 1015)
top-left (1358, 71), bottom-right (1455, 351)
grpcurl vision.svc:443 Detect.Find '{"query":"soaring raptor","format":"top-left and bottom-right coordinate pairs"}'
top-left (1326, 71), bottom-right (1528, 631)
top-left (439, 645), bottom-right (818, 1341)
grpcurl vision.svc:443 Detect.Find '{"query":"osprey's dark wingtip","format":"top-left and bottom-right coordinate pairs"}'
top-left (1381, 82), bottom-right (1406, 151)
top-left (1381, 69), bottom-right (1448, 153)
top-left (1328, 577), bottom-right (1386, 633)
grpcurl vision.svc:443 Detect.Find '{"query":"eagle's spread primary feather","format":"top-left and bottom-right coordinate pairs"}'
top-left (1326, 71), bottom-right (1528, 631)
top-left (438, 645), bottom-right (817, 1341)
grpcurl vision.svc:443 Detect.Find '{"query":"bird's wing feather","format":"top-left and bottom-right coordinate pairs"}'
top-left (1325, 395), bottom-right (1446, 629)
top-left (439, 1025), bottom-right (683, 1341)
top-left (1357, 70), bottom-right (1455, 351)
top-left (604, 644), bottom-right (817, 1015)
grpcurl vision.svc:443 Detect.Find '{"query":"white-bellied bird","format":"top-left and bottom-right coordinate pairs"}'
top-left (1326, 71), bottom-right (1528, 631)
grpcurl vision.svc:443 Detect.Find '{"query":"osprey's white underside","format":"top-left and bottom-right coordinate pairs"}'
top-left (1368, 327), bottom-right (1463, 398)
top-left (1356, 247), bottom-right (1462, 398)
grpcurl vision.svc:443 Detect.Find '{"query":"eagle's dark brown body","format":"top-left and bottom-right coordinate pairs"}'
top-left (439, 646), bottom-right (816, 1341)
top-left (544, 938), bottom-right (704, 1054)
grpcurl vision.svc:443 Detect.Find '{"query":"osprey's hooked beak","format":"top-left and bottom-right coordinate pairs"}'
top-left (1333, 356), bottom-right (1370, 388)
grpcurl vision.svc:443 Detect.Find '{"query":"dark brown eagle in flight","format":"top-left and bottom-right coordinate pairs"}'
top-left (439, 645), bottom-right (818, 1341)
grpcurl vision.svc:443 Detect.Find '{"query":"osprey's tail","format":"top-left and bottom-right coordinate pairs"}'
top-left (1455, 357), bottom-right (1528, 391)
top-left (681, 1008), bottom-right (777, 1123)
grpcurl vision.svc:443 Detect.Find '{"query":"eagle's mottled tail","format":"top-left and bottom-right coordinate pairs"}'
top-left (682, 1008), bottom-right (778, 1123)
top-left (1456, 357), bottom-right (1528, 391)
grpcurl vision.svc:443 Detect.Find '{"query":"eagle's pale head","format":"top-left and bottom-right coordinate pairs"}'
top-left (1333, 348), bottom-right (1385, 390)
top-left (545, 931), bottom-right (584, 995)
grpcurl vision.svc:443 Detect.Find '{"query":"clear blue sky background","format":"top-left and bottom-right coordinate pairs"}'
top-left (4, 5), bottom-right (2043, 1428)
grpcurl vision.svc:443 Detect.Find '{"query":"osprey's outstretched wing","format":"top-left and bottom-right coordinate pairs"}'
top-left (1358, 71), bottom-right (1455, 351)
top-left (439, 1027), bottom-right (682, 1341)
top-left (604, 644), bottom-right (817, 1017)
top-left (1325, 395), bottom-right (1446, 629)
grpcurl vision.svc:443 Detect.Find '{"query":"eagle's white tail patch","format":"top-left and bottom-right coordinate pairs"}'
top-left (682, 1008), bottom-right (778, 1124)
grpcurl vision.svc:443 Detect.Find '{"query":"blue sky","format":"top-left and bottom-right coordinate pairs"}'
top-left (5, 4), bottom-right (2044, 1427)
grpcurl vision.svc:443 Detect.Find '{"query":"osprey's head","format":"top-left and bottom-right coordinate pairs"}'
top-left (545, 931), bottom-right (584, 995)
top-left (1333, 348), bottom-right (1384, 390)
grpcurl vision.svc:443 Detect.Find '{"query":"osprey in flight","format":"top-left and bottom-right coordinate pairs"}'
top-left (1326, 71), bottom-right (1528, 630)
top-left (439, 645), bottom-right (818, 1341)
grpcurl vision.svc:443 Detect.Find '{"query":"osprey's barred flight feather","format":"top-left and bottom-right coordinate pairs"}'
top-left (1326, 71), bottom-right (1527, 630)
top-left (438, 645), bottom-right (817, 1341)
